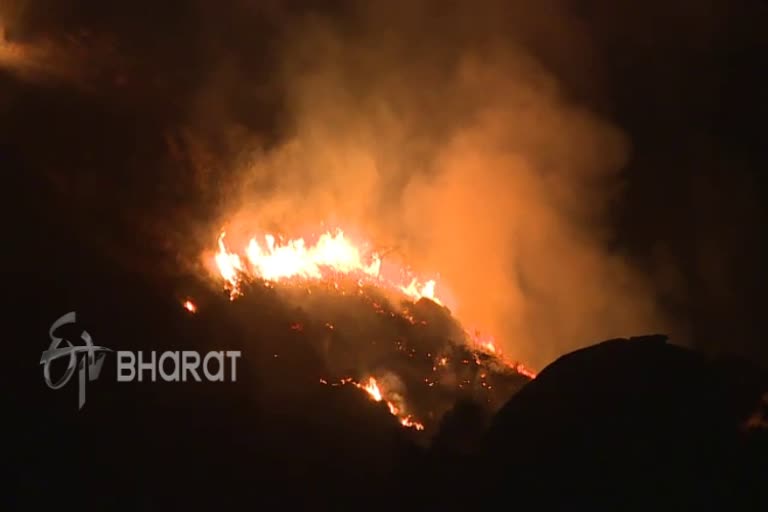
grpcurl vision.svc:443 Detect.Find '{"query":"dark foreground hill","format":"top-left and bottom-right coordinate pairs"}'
top-left (477, 335), bottom-right (768, 509)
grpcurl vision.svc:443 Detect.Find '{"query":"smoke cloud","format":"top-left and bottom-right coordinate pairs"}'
top-left (197, 1), bottom-right (669, 368)
top-left (4, 0), bottom-right (766, 372)
top-left (2, 0), bottom-right (675, 368)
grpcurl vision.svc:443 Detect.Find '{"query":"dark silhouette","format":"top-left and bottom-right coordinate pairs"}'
top-left (476, 335), bottom-right (768, 510)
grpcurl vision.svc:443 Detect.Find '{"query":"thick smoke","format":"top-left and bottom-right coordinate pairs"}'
top-left (4, 0), bottom-right (765, 368)
top-left (1, 0), bottom-right (673, 369)
top-left (204, 1), bottom-right (669, 368)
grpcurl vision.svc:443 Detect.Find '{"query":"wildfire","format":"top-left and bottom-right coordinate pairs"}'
top-left (513, 364), bottom-right (537, 380)
top-left (211, 226), bottom-right (535, 432)
top-left (466, 330), bottom-right (537, 379)
top-left (325, 376), bottom-right (425, 431)
top-left (360, 376), bottom-right (384, 402)
top-left (214, 230), bottom-right (440, 304)
top-left (182, 300), bottom-right (197, 313)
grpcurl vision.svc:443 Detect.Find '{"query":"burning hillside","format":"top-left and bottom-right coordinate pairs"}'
top-left (6, 0), bottom-right (768, 508)
top-left (207, 226), bottom-right (535, 431)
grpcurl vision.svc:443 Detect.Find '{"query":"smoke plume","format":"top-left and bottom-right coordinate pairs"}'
top-left (195, 1), bottom-right (669, 368)
top-left (4, 0), bottom-right (766, 370)
top-left (1, 0), bottom-right (675, 368)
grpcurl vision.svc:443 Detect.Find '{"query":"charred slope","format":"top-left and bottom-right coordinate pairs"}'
top-left (475, 335), bottom-right (768, 510)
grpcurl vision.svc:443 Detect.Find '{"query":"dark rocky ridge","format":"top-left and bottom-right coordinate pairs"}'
top-left (475, 335), bottom-right (768, 509)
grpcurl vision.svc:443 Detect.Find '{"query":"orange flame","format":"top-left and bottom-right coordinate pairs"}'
top-left (213, 226), bottom-right (535, 432)
top-left (215, 232), bottom-right (244, 298)
top-left (467, 330), bottom-right (537, 378)
top-left (214, 229), bottom-right (440, 304)
top-left (354, 377), bottom-right (425, 431)
top-left (318, 376), bottom-right (425, 431)
top-left (360, 376), bottom-right (384, 402)
top-left (182, 300), bottom-right (197, 313)
top-left (212, 227), bottom-right (537, 381)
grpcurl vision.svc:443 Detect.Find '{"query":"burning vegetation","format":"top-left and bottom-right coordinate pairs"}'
top-left (214, 228), bottom-right (440, 304)
top-left (209, 226), bottom-right (535, 431)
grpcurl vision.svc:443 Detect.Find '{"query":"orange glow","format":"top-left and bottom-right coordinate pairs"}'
top-left (318, 376), bottom-right (425, 431)
top-left (215, 232), bottom-right (245, 298)
top-left (183, 300), bottom-right (197, 313)
top-left (467, 330), bottom-right (538, 378)
top-left (0, 23), bottom-right (23, 67)
top-left (359, 376), bottom-right (384, 402)
top-left (355, 377), bottom-right (425, 431)
top-left (213, 226), bottom-right (535, 432)
top-left (214, 229), bottom-right (440, 304)
top-left (467, 330), bottom-right (499, 353)
top-left (513, 363), bottom-right (537, 379)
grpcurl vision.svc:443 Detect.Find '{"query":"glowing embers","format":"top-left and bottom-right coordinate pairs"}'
top-left (182, 299), bottom-right (197, 313)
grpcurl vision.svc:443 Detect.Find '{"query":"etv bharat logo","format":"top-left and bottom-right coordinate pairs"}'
top-left (41, 311), bottom-right (242, 410)
top-left (40, 312), bottom-right (111, 410)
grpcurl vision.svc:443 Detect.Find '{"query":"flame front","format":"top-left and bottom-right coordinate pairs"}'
top-left (215, 232), bottom-right (244, 295)
top-left (355, 377), bottom-right (425, 430)
top-left (360, 376), bottom-right (384, 402)
top-left (245, 231), bottom-right (381, 281)
top-left (318, 376), bottom-right (424, 430)
top-left (215, 229), bottom-right (440, 304)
